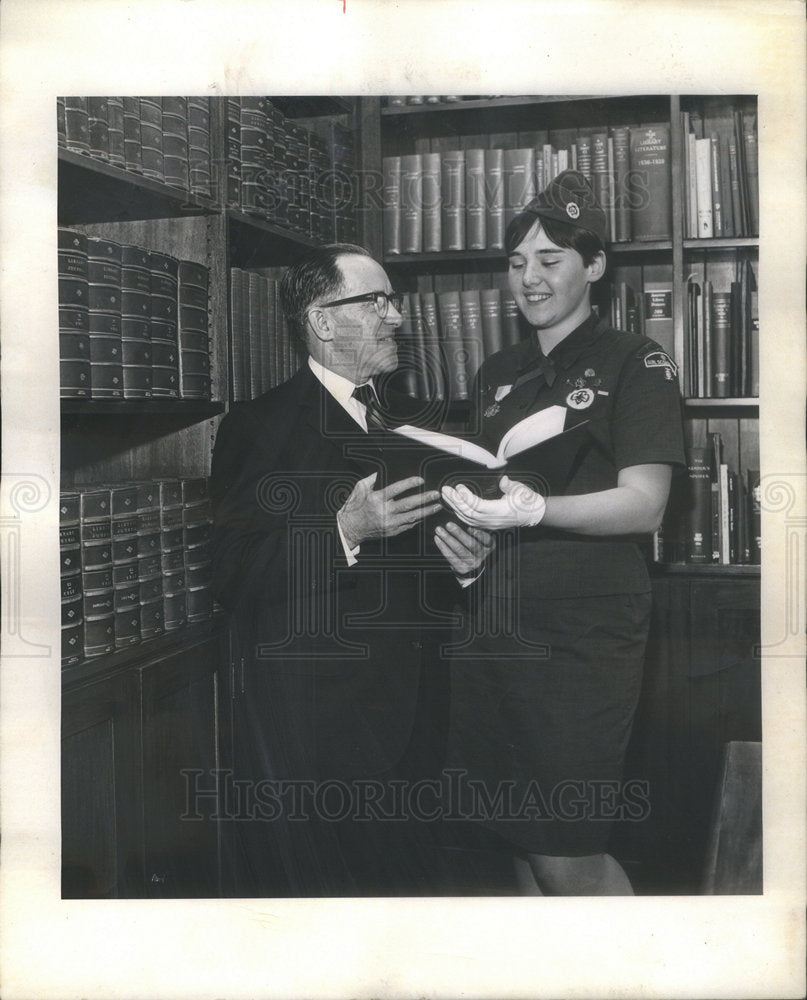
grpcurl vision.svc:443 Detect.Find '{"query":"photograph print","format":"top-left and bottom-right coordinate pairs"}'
top-left (57, 92), bottom-right (762, 901)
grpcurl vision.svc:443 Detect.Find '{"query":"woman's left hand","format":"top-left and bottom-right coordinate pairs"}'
top-left (441, 476), bottom-right (547, 529)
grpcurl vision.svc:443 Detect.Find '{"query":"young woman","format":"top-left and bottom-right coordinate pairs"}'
top-left (441, 170), bottom-right (685, 895)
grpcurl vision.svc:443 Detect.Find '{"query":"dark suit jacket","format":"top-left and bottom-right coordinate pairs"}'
top-left (211, 364), bottom-right (455, 784)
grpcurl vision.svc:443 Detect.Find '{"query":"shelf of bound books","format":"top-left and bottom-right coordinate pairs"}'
top-left (683, 398), bottom-right (758, 410)
top-left (381, 96), bottom-right (641, 118)
top-left (61, 400), bottom-right (225, 418)
top-left (58, 149), bottom-right (219, 225)
top-left (268, 96), bottom-right (354, 118)
top-left (684, 237), bottom-right (759, 251)
top-left (61, 613), bottom-right (225, 690)
top-left (651, 563), bottom-right (760, 577)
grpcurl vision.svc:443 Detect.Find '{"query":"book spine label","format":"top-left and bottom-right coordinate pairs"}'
top-left (629, 124), bottom-right (672, 241)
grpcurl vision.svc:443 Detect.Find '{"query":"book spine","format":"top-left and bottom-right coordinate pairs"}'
top-left (465, 148), bottom-right (487, 251)
top-left (459, 289), bottom-right (484, 387)
top-left (629, 124), bottom-right (672, 241)
top-left (120, 244), bottom-right (153, 400)
top-left (440, 151), bottom-right (466, 251)
top-left (58, 229), bottom-right (91, 399)
top-left (711, 290), bottom-right (731, 397)
top-left (708, 131), bottom-right (723, 237)
top-left (60, 492), bottom-right (83, 665)
top-left (591, 133), bottom-right (610, 241)
top-left (86, 237), bottom-right (123, 399)
top-left (408, 293), bottom-right (430, 399)
top-left (382, 156), bottom-right (402, 254)
top-left (748, 469), bottom-right (761, 563)
top-left (80, 489), bottom-right (114, 657)
top-left (162, 96), bottom-right (190, 192)
top-left (479, 288), bottom-right (504, 360)
top-left (106, 97), bottom-right (125, 168)
top-left (718, 462), bottom-right (731, 564)
top-left (484, 148), bottom-right (505, 251)
top-left (178, 259), bottom-right (211, 400)
top-left (225, 97), bottom-right (242, 209)
top-left (611, 126), bottom-right (631, 242)
top-left (694, 137), bottom-right (714, 238)
top-left (149, 251), bottom-right (180, 398)
top-left (701, 280), bottom-right (713, 396)
top-left (239, 97), bottom-right (269, 217)
top-left (727, 130), bottom-right (744, 237)
top-left (685, 447), bottom-right (712, 564)
top-left (421, 152), bottom-right (442, 253)
top-left (188, 97), bottom-right (213, 198)
top-left (501, 291), bottom-right (522, 348)
top-left (420, 291), bottom-right (446, 401)
top-left (87, 98), bottom-right (110, 160)
top-left (122, 97), bottom-right (143, 174)
top-left (400, 153), bottom-right (423, 254)
top-left (503, 148), bottom-right (536, 228)
top-left (743, 111), bottom-right (759, 236)
top-left (642, 269), bottom-right (676, 362)
top-left (139, 98), bottom-right (164, 183)
top-left (576, 132), bottom-right (592, 182)
top-left (64, 97), bottom-right (90, 155)
top-left (437, 290), bottom-right (468, 400)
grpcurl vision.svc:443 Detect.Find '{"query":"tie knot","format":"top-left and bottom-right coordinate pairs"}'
top-left (352, 384), bottom-right (378, 408)
top-left (352, 383), bottom-right (387, 430)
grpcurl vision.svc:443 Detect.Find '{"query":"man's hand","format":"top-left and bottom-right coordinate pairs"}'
top-left (338, 473), bottom-right (442, 549)
top-left (441, 475), bottom-right (547, 529)
top-left (434, 521), bottom-right (495, 578)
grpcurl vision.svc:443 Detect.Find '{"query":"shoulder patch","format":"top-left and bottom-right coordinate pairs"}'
top-left (642, 349), bottom-right (678, 381)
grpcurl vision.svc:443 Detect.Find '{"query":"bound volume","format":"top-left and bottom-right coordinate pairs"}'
top-left (390, 404), bottom-right (590, 498)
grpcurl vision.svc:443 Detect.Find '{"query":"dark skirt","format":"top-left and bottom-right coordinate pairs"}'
top-left (446, 590), bottom-right (652, 857)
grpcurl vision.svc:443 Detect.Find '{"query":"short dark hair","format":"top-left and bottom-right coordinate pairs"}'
top-left (279, 243), bottom-right (373, 348)
top-left (505, 211), bottom-right (605, 267)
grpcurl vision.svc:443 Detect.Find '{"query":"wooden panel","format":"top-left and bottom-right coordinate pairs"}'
top-left (140, 636), bottom-right (223, 897)
top-left (62, 670), bottom-right (141, 897)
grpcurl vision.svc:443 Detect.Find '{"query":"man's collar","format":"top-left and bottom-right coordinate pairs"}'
top-left (308, 356), bottom-right (375, 406)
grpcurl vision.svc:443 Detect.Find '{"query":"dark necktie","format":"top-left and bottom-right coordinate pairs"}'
top-left (352, 383), bottom-right (388, 431)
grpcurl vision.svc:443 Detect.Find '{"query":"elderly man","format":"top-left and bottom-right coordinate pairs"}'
top-left (211, 243), bottom-right (492, 896)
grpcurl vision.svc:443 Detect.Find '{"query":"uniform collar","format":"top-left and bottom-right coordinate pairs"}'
top-left (522, 311), bottom-right (607, 374)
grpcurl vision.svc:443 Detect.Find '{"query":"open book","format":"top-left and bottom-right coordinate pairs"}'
top-left (387, 404), bottom-right (590, 499)
top-left (391, 404), bottom-right (569, 469)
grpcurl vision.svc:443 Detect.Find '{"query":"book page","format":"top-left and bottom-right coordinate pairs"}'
top-left (392, 423), bottom-right (503, 467)
top-left (497, 403), bottom-right (567, 462)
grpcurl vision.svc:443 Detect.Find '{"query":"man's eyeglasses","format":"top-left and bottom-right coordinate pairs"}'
top-left (319, 290), bottom-right (405, 319)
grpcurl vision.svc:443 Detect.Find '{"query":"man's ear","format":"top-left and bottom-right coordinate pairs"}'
top-left (306, 307), bottom-right (333, 343)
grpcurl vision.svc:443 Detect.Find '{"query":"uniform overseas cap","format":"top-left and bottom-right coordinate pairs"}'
top-left (522, 169), bottom-right (607, 243)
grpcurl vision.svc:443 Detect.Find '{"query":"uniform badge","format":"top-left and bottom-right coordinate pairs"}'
top-left (566, 202), bottom-right (580, 220)
top-left (643, 350), bottom-right (678, 381)
top-left (585, 368), bottom-right (596, 377)
top-left (566, 387), bottom-right (595, 410)
top-left (494, 384), bottom-right (513, 401)
top-left (484, 403), bottom-right (501, 418)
